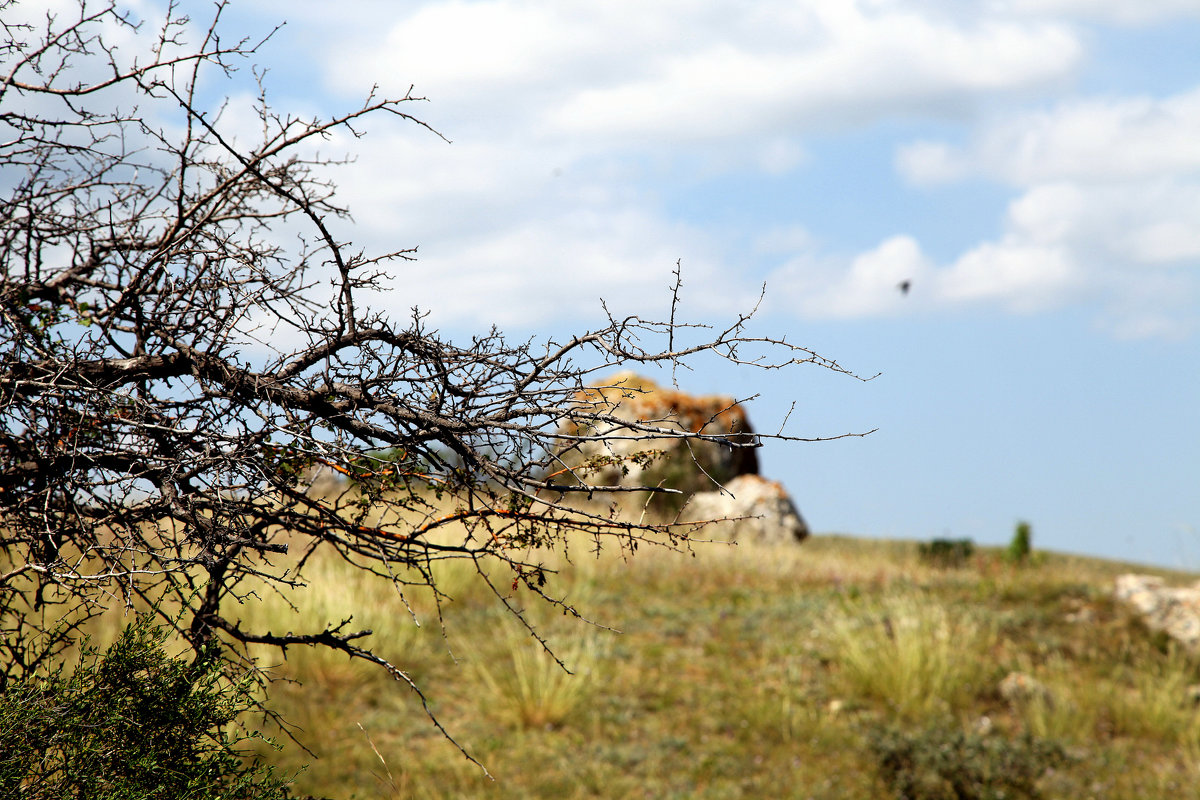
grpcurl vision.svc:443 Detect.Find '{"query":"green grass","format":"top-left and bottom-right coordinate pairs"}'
top-left (215, 533), bottom-right (1200, 798)
top-left (49, 527), bottom-right (1200, 798)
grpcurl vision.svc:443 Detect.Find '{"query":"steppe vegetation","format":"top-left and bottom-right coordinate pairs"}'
top-left (5, 4), bottom-right (1197, 798)
top-left (81, 520), bottom-right (1195, 799)
top-left (11, 482), bottom-right (1199, 798)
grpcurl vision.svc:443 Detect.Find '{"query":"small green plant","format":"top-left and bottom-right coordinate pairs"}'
top-left (869, 724), bottom-right (1067, 800)
top-left (0, 614), bottom-right (294, 800)
top-left (918, 538), bottom-right (975, 568)
top-left (1007, 521), bottom-right (1033, 565)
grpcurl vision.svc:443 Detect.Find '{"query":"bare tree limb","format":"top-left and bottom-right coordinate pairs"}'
top-left (0, 0), bottom-right (867, 768)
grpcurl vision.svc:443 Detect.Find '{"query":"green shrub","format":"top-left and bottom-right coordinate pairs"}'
top-left (869, 724), bottom-right (1066, 800)
top-left (0, 615), bottom-right (297, 800)
top-left (918, 538), bottom-right (975, 568)
top-left (1006, 520), bottom-right (1033, 564)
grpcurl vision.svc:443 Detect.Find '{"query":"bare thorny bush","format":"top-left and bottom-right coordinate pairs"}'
top-left (0, 0), bottom-right (860, 764)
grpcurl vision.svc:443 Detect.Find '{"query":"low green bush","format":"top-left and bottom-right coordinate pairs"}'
top-left (869, 724), bottom-right (1066, 800)
top-left (0, 615), bottom-right (297, 800)
top-left (917, 538), bottom-right (975, 568)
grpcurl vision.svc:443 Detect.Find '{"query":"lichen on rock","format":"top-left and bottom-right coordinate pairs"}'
top-left (556, 372), bottom-right (808, 544)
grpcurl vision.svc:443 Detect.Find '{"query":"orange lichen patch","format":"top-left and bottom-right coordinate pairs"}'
top-left (556, 372), bottom-right (762, 505)
top-left (568, 372), bottom-right (752, 436)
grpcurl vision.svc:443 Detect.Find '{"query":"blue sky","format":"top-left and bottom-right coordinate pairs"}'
top-left (202, 1), bottom-right (1200, 567)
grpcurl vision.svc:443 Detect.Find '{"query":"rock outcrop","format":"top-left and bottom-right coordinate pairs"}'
top-left (558, 371), bottom-right (758, 506)
top-left (680, 474), bottom-right (809, 544)
top-left (1114, 574), bottom-right (1200, 651)
top-left (558, 372), bottom-right (807, 544)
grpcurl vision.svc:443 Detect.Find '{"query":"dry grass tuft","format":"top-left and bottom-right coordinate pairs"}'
top-left (469, 621), bottom-right (612, 730)
top-left (828, 590), bottom-right (999, 719)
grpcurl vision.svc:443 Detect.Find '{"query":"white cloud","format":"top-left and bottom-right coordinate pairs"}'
top-left (376, 209), bottom-right (733, 328)
top-left (317, 121), bottom-right (754, 327)
top-left (890, 85), bottom-right (1200, 334)
top-left (1004, 183), bottom-right (1088, 245)
top-left (764, 172), bottom-right (1198, 329)
top-left (209, 1), bottom-right (1196, 337)
top-left (1005, 179), bottom-right (1200, 265)
top-left (323, 0), bottom-right (1080, 145)
top-left (770, 235), bottom-right (935, 319)
top-left (766, 229), bottom-right (1076, 321)
top-left (544, 13), bottom-right (1078, 142)
top-left (936, 240), bottom-right (1078, 310)
top-left (278, 0), bottom-right (1087, 328)
top-left (895, 141), bottom-right (967, 184)
top-left (997, 0), bottom-right (1200, 25)
top-left (898, 88), bottom-right (1200, 186)
top-left (1127, 219), bottom-right (1200, 264)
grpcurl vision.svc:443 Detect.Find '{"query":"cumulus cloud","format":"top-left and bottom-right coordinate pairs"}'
top-left (372, 209), bottom-right (742, 328)
top-left (898, 88), bottom-right (1200, 186)
top-left (766, 172), bottom-right (1198, 330)
top-left (891, 86), bottom-right (1200, 334)
top-left (209, 1), bottom-right (1197, 337)
top-left (936, 241), bottom-right (1078, 310)
top-left (766, 232), bottom-right (1077, 320)
top-left (1007, 180), bottom-right (1200, 264)
top-left (270, 0), bottom-right (1086, 328)
top-left (769, 236), bottom-right (935, 319)
top-left (322, 0), bottom-right (1080, 144)
top-left (547, 15), bottom-right (1079, 142)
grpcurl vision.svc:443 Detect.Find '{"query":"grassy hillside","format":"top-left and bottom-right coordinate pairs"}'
top-left (234, 532), bottom-right (1200, 799)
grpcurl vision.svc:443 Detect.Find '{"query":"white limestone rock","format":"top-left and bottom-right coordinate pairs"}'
top-left (679, 474), bottom-right (809, 545)
top-left (1114, 573), bottom-right (1200, 651)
